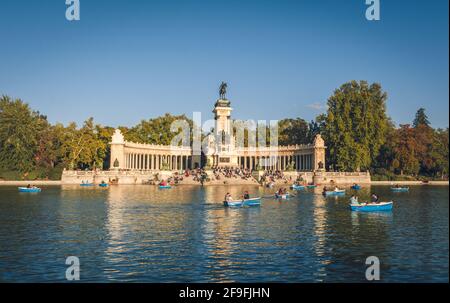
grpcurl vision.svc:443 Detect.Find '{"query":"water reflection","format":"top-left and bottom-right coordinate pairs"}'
top-left (0, 185), bottom-right (448, 282)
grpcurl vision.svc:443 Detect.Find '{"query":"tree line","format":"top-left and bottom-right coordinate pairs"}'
top-left (0, 80), bottom-right (448, 180)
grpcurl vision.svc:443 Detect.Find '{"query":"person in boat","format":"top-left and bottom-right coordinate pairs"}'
top-left (334, 186), bottom-right (340, 192)
top-left (160, 180), bottom-right (167, 186)
top-left (26, 184), bottom-right (32, 188)
top-left (225, 193), bottom-right (233, 202)
top-left (322, 186), bottom-right (328, 194)
top-left (243, 191), bottom-right (250, 200)
top-left (350, 195), bottom-right (359, 205)
top-left (371, 193), bottom-right (379, 203)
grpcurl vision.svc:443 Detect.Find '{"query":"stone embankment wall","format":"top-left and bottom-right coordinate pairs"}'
top-left (313, 172), bottom-right (371, 185)
top-left (62, 170), bottom-right (372, 185)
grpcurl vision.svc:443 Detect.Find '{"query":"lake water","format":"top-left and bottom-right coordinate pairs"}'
top-left (0, 185), bottom-right (448, 282)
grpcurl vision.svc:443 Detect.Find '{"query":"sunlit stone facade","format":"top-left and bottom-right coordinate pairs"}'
top-left (109, 99), bottom-right (326, 172)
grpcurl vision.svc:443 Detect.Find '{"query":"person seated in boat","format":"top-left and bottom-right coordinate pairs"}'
top-left (26, 184), bottom-right (32, 188)
top-left (350, 195), bottom-right (359, 205)
top-left (243, 191), bottom-right (250, 200)
top-left (334, 186), bottom-right (340, 191)
top-left (322, 186), bottom-right (328, 194)
top-left (225, 193), bottom-right (233, 202)
top-left (160, 180), bottom-right (167, 186)
top-left (371, 193), bottom-right (379, 203)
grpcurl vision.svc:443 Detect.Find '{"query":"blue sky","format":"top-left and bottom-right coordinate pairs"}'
top-left (0, 0), bottom-right (448, 128)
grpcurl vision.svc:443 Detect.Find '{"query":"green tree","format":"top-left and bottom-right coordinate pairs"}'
top-left (413, 108), bottom-right (430, 128)
top-left (428, 128), bottom-right (449, 178)
top-left (278, 118), bottom-right (309, 145)
top-left (125, 113), bottom-right (193, 145)
top-left (60, 118), bottom-right (109, 170)
top-left (392, 124), bottom-right (420, 175)
top-left (307, 114), bottom-right (326, 143)
top-left (323, 81), bottom-right (389, 171)
top-left (0, 96), bottom-right (46, 172)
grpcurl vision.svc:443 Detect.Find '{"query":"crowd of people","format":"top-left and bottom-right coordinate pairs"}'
top-left (183, 169), bottom-right (208, 185)
top-left (259, 170), bottom-right (293, 186)
top-left (212, 167), bottom-right (254, 181)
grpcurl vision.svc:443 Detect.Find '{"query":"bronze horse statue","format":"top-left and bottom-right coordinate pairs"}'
top-left (219, 82), bottom-right (227, 99)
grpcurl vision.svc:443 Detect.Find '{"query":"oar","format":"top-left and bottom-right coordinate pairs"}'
top-left (262, 193), bottom-right (283, 199)
top-left (239, 195), bottom-right (247, 208)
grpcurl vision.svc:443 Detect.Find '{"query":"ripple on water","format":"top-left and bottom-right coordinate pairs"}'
top-left (0, 185), bottom-right (448, 282)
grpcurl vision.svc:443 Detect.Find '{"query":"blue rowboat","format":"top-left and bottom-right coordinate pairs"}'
top-left (391, 187), bottom-right (409, 192)
top-left (307, 185), bottom-right (317, 189)
top-left (324, 189), bottom-right (346, 196)
top-left (275, 193), bottom-right (290, 199)
top-left (99, 183), bottom-right (108, 187)
top-left (224, 197), bottom-right (261, 207)
top-left (80, 183), bottom-right (94, 187)
top-left (18, 187), bottom-right (41, 193)
top-left (351, 185), bottom-right (362, 190)
top-left (350, 201), bottom-right (393, 212)
top-left (291, 185), bottom-right (306, 190)
top-left (159, 185), bottom-right (172, 189)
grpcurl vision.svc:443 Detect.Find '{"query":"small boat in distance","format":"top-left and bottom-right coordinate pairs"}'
top-left (350, 201), bottom-right (393, 212)
top-left (18, 187), bottom-right (41, 193)
top-left (391, 187), bottom-right (409, 192)
top-left (224, 197), bottom-right (261, 207)
top-left (275, 193), bottom-right (290, 199)
top-left (159, 185), bottom-right (172, 189)
top-left (351, 184), bottom-right (362, 190)
top-left (80, 183), bottom-right (94, 187)
top-left (323, 189), bottom-right (346, 196)
top-left (306, 184), bottom-right (317, 189)
top-left (99, 182), bottom-right (108, 187)
top-left (291, 184), bottom-right (306, 190)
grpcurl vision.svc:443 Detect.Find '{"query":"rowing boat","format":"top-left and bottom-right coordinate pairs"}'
top-left (80, 183), bottom-right (94, 187)
top-left (291, 185), bottom-right (305, 190)
top-left (323, 189), bottom-right (346, 196)
top-left (351, 185), bottom-right (362, 190)
top-left (223, 197), bottom-right (261, 207)
top-left (99, 183), bottom-right (108, 187)
top-left (275, 193), bottom-right (290, 199)
top-left (391, 187), bottom-right (409, 192)
top-left (159, 185), bottom-right (172, 189)
top-left (18, 187), bottom-right (41, 193)
top-left (350, 201), bottom-right (393, 212)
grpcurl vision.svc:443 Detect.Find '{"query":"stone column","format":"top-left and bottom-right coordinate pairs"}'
top-left (110, 129), bottom-right (125, 170)
top-left (312, 134), bottom-right (326, 171)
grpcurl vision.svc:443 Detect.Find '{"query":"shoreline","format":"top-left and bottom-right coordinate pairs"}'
top-left (0, 180), bottom-right (448, 186)
top-left (370, 180), bottom-right (449, 186)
